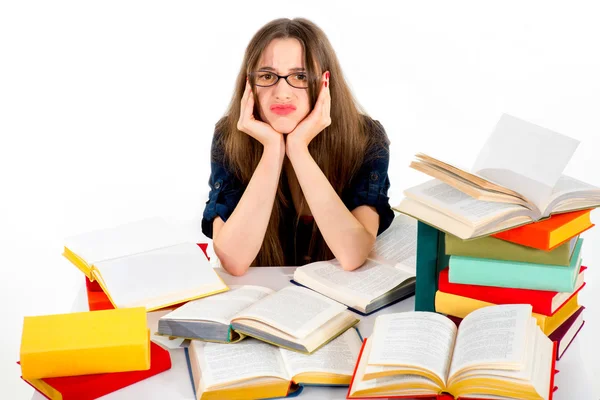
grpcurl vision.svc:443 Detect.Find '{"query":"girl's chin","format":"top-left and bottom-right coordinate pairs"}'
top-left (268, 119), bottom-right (300, 135)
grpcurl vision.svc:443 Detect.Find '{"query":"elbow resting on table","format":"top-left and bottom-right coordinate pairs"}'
top-left (338, 255), bottom-right (368, 272)
top-left (213, 243), bottom-right (251, 277)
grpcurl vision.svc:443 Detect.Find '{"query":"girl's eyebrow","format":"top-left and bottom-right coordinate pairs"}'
top-left (257, 66), bottom-right (306, 73)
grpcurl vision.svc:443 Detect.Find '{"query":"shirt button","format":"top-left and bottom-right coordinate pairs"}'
top-left (370, 172), bottom-right (379, 181)
top-left (214, 182), bottom-right (221, 189)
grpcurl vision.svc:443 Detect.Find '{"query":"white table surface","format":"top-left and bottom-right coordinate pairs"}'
top-left (26, 256), bottom-right (600, 400)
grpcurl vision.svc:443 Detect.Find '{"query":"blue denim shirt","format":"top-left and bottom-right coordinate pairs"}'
top-left (201, 117), bottom-right (395, 264)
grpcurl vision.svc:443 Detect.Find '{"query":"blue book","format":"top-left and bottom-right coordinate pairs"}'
top-left (449, 239), bottom-right (583, 292)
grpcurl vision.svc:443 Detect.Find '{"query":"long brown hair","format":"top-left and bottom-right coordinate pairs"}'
top-left (215, 17), bottom-right (386, 266)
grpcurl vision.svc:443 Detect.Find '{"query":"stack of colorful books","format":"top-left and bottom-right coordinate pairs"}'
top-left (19, 307), bottom-right (172, 400)
top-left (435, 208), bottom-right (593, 360)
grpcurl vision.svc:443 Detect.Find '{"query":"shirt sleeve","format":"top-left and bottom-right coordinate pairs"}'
top-left (201, 130), bottom-right (245, 239)
top-left (341, 119), bottom-right (395, 236)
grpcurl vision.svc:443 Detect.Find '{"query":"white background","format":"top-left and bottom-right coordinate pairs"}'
top-left (1, 1), bottom-right (599, 399)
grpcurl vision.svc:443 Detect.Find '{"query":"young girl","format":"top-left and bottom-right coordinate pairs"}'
top-left (201, 18), bottom-right (394, 276)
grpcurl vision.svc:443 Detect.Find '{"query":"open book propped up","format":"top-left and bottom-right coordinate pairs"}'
top-left (348, 304), bottom-right (557, 400)
top-left (396, 114), bottom-right (600, 239)
top-left (63, 217), bottom-right (228, 311)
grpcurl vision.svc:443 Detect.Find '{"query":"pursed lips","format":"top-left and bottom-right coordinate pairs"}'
top-left (270, 104), bottom-right (296, 115)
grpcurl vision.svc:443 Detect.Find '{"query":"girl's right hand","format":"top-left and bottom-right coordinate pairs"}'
top-left (237, 80), bottom-right (282, 148)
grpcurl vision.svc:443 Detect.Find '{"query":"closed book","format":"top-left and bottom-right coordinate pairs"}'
top-left (438, 266), bottom-right (586, 316)
top-left (415, 221), bottom-right (449, 312)
top-left (20, 342), bottom-right (171, 400)
top-left (445, 233), bottom-right (578, 266)
top-left (448, 239), bottom-right (583, 292)
top-left (492, 209), bottom-right (594, 251)
top-left (549, 306), bottom-right (585, 360)
top-left (20, 307), bottom-right (149, 379)
top-left (435, 290), bottom-right (579, 336)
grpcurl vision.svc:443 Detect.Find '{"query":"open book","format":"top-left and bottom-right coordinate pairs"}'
top-left (348, 304), bottom-right (557, 400)
top-left (63, 217), bottom-right (228, 311)
top-left (396, 114), bottom-right (600, 239)
top-left (292, 214), bottom-right (417, 314)
top-left (158, 285), bottom-right (359, 354)
top-left (186, 328), bottom-right (363, 399)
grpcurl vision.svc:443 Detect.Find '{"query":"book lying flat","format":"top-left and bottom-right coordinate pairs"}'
top-left (20, 307), bottom-right (149, 379)
top-left (445, 232), bottom-right (579, 266)
top-left (395, 114), bottom-right (600, 240)
top-left (185, 328), bottom-right (363, 399)
top-left (160, 285), bottom-right (358, 354)
top-left (435, 291), bottom-right (580, 336)
top-left (438, 266), bottom-right (586, 316)
top-left (549, 306), bottom-right (585, 360)
top-left (20, 342), bottom-right (171, 400)
top-left (448, 239), bottom-right (583, 292)
top-left (347, 304), bottom-right (557, 399)
top-left (63, 217), bottom-right (228, 311)
top-left (491, 209), bottom-right (594, 250)
top-left (291, 215), bottom-right (416, 315)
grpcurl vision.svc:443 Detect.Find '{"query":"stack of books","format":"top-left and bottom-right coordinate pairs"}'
top-left (18, 218), bottom-right (227, 399)
top-left (394, 115), bottom-right (599, 367)
top-left (436, 208), bottom-right (592, 360)
top-left (19, 307), bottom-right (172, 400)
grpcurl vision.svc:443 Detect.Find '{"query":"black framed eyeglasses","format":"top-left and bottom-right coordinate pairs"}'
top-left (250, 71), bottom-right (309, 89)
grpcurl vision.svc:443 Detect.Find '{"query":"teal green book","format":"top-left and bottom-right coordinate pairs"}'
top-left (448, 239), bottom-right (583, 292)
top-left (415, 221), bottom-right (450, 312)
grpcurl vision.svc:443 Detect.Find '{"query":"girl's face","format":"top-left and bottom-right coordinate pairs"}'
top-left (254, 38), bottom-right (311, 134)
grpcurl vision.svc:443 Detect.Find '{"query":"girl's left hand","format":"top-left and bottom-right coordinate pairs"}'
top-left (286, 71), bottom-right (331, 150)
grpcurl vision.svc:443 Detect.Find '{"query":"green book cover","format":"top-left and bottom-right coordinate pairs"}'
top-left (415, 221), bottom-right (450, 312)
top-left (445, 233), bottom-right (577, 266)
top-left (448, 239), bottom-right (583, 292)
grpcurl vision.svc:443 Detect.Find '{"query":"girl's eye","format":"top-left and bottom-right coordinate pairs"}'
top-left (295, 74), bottom-right (307, 80)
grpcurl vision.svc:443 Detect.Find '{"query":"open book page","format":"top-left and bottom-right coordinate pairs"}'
top-left (194, 339), bottom-right (290, 388)
top-left (405, 179), bottom-right (534, 224)
top-left (448, 304), bottom-right (532, 379)
top-left (367, 313), bottom-right (457, 386)
top-left (368, 214), bottom-right (417, 274)
top-left (472, 114), bottom-right (579, 212)
top-left (352, 339), bottom-right (438, 394)
top-left (233, 286), bottom-right (347, 339)
top-left (160, 285), bottom-right (273, 325)
top-left (294, 259), bottom-right (414, 307)
top-left (64, 217), bottom-right (187, 264)
top-left (542, 174), bottom-right (600, 214)
top-left (280, 328), bottom-right (362, 377)
top-left (95, 242), bottom-right (224, 309)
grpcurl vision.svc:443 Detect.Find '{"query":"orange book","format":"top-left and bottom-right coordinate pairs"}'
top-left (492, 209), bottom-right (594, 250)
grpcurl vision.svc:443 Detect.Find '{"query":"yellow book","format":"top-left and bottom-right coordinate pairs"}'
top-left (63, 217), bottom-right (228, 311)
top-left (435, 290), bottom-right (579, 335)
top-left (348, 305), bottom-right (557, 400)
top-left (20, 307), bottom-right (149, 379)
top-left (186, 329), bottom-right (363, 399)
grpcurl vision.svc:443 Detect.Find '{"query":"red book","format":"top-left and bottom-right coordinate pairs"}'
top-left (438, 266), bottom-right (586, 316)
top-left (20, 342), bottom-right (171, 400)
top-left (85, 243), bottom-right (210, 311)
